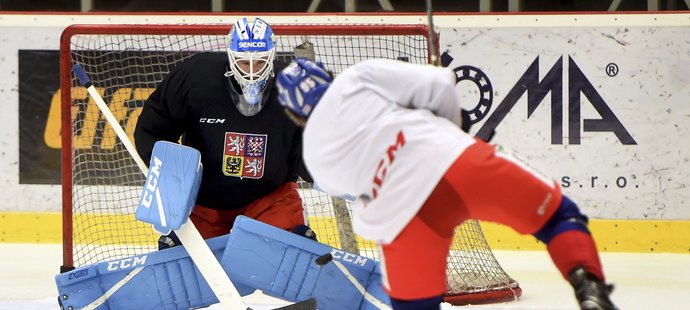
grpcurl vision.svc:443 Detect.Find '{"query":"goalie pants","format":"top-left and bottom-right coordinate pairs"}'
top-left (189, 181), bottom-right (306, 239)
top-left (380, 140), bottom-right (562, 300)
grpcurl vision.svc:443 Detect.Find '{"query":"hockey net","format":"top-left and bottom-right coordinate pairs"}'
top-left (60, 23), bottom-right (521, 305)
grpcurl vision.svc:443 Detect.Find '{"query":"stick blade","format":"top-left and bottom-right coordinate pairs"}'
top-left (293, 41), bottom-right (316, 61)
top-left (274, 298), bottom-right (317, 310)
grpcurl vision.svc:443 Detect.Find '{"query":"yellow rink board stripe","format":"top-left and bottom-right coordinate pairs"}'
top-left (1, 212), bottom-right (689, 253)
top-left (479, 220), bottom-right (690, 253)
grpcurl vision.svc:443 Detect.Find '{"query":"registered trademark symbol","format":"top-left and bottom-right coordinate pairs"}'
top-left (606, 63), bottom-right (619, 77)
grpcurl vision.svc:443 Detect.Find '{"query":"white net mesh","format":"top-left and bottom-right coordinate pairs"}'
top-left (61, 24), bottom-right (520, 305)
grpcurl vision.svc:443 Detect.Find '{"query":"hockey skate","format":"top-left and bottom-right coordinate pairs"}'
top-left (568, 266), bottom-right (619, 310)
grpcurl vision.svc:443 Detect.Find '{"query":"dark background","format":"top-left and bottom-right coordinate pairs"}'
top-left (18, 50), bottom-right (61, 184)
top-left (0, 0), bottom-right (688, 12)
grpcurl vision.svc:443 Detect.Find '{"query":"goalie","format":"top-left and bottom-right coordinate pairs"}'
top-left (56, 140), bottom-right (389, 309)
top-left (133, 17), bottom-right (316, 248)
top-left (274, 58), bottom-right (619, 310)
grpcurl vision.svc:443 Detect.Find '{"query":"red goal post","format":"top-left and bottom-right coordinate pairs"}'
top-left (59, 23), bottom-right (521, 305)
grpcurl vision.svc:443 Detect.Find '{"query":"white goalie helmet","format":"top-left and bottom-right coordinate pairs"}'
top-left (225, 17), bottom-right (276, 116)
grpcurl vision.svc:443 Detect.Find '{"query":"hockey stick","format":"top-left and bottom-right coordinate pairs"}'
top-left (331, 196), bottom-right (359, 253)
top-left (425, 0), bottom-right (486, 140)
top-left (72, 64), bottom-right (247, 310)
top-left (426, 0), bottom-right (440, 66)
top-left (293, 41), bottom-right (360, 254)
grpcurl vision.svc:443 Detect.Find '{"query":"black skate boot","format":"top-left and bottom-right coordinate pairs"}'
top-left (568, 266), bottom-right (619, 310)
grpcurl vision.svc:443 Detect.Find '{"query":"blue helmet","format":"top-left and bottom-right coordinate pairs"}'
top-left (225, 17), bottom-right (276, 115)
top-left (277, 58), bottom-right (332, 120)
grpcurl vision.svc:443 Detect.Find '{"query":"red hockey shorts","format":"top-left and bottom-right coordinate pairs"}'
top-left (189, 181), bottom-right (305, 239)
top-left (380, 140), bottom-right (561, 300)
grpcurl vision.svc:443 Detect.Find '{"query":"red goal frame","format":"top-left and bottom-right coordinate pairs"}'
top-left (58, 23), bottom-right (520, 306)
top-left (59, 23), bottom-right (434, 270)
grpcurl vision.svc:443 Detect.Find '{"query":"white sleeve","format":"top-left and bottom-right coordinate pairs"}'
top-left (313, 181), bottom-right (356, 201)
top-left (353, 59), bottom-right (462, 126)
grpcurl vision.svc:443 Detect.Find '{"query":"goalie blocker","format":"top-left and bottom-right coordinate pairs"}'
top-left (55, 219), bottom-right (389, 309)
top-left (134, 140), bottom-right (202, 235)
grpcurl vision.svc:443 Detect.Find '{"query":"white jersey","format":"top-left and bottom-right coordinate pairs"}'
top-left (303, 59), bottom-right (476, 244)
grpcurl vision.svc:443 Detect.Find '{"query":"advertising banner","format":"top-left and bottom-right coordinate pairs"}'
top-left (3, 15), bottom-right (690, 222)
top-left (18, 50), bottom-right (61, 184)
top-left (441, 26), bottom-right (690, 219)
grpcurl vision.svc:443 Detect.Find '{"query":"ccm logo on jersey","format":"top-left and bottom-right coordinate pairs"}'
top-left (141, 156), bottom-right (163, 209)
top-left (107, 255), bottom-right (148, 271)
top-left (371, 130), bottom-right (406, 199)
top-left (238, 41), bottom-right (267, 48)
top-left (200, 118), bottom-right (226, 124)
top-left (331, 249), bottom-right (368, 267)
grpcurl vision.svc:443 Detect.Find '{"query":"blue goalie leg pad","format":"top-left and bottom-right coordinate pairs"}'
top-left (221, 216), bottom-right (391, 310)
top-left (55, 234), bottom-right (254, 310)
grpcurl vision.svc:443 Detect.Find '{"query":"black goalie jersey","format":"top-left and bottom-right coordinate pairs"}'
top-left (134, 53), bottom-right (310, 210)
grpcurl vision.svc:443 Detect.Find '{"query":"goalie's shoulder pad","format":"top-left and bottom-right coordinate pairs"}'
top-left (221, 216), bottom-right (390, 309)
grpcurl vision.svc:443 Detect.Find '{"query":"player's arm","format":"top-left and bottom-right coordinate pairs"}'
top-left (289, 126), bottom-right (314, 183)
top-left (354, 59), bottom-right (462, 126)
top-left (134, 64), bottom-right (190, 164)
top-left (296, 158), bottom-right (313, 183)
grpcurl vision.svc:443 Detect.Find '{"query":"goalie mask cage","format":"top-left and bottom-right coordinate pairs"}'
top-left (60, 23), bottom-right (521, 305)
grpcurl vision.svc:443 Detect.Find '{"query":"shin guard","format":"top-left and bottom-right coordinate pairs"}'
top-left (55, 235), bottom-right (254, 310)
top-left (221, 216), bottom-right (391, 310)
